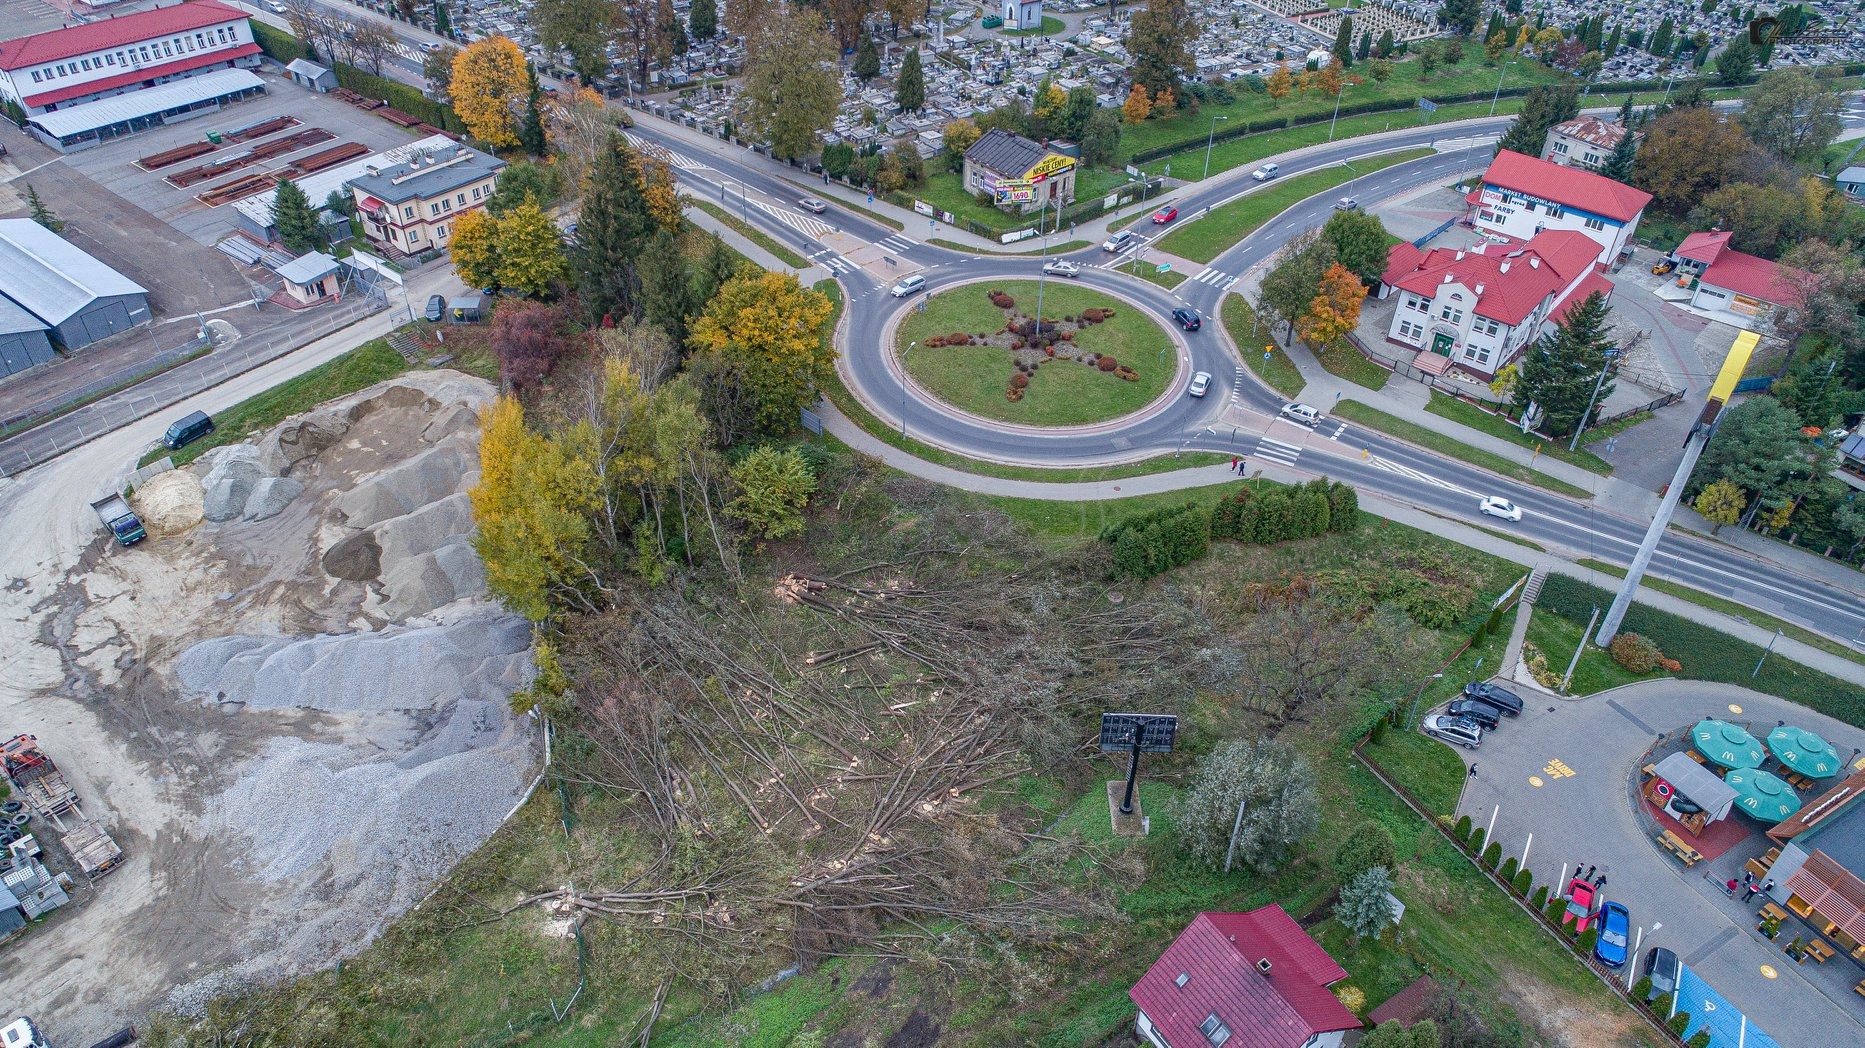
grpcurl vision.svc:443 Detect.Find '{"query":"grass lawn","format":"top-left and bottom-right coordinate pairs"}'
top-left (898, 280), bottom-right (1173, 426)
top-left (1139, 266), bottom-right (1190, 289)
top-left (1314, 337), bottom-right (1395, 390)
top-left (1001, 14), bottom-right (1064, 35)
top-left (1222, 296), bottom-right (1303, 398)
top-left (140, 336), bottom-right (409, 468)
top-left (1333, 400), bottom-right (1592, 498)
top-left (1426, 391), bottom-right (1613, 475)
top-left (1523, 607), bottom-right (1652, 696)
top-left (977, 480), bottom-right (1239, 542)
top-left (685, 196), bottom-right (809, 269)
top-left (914, 171), bottom-right (1024, 231)
top-left (1154, 148), bottom-right (1432, 263)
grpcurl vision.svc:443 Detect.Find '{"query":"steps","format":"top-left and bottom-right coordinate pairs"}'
top-left (1523, 567), bottom-right (1548, 606)
top-left (387, 330), bottom-right (425, 362)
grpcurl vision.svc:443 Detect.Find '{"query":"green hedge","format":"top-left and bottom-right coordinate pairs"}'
top-left (1101, 478), bottom-right (1358, 580)
top-left (1103, 502), bottom-right (1211, 580)
top-left (1534, 574), bottom-right (1865, 727)
top-left (252, 20), bottom-right (308, 63)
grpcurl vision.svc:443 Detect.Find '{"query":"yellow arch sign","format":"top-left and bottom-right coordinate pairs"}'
top-left (1707, 329), bottom-right (1760, 407)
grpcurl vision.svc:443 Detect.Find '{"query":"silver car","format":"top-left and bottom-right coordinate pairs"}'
top-left (1188, 371), bottom-right (1212, 397)
top-left (1042, 259), bottom-right (1081, 277)
top-left (1279, 402), bottom-right (1322, 426)
top-left (1423, 714), bottom-right (1483, 749)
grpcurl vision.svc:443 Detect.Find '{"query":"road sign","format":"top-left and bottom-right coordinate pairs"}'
top-left (799, 407), bottom-right (823, 435)
top-left (1417, 98), bottom-right (1438, 112)
top-left (1156, 262), bottom-right (1171, 273)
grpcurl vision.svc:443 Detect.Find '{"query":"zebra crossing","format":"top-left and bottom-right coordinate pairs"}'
top-left (623, 132), bottom-right (710, 173)
top-left (875, 233), bottom-right (918, 253)
top-left (810, 250), bottom-right (858, 275)
top-left (1189, 267), bottom-right (1238, 290)
top-left (1253, 436), bottom-right (1304, 468)
top-left (1366, 456), bottom-right (1482, 499)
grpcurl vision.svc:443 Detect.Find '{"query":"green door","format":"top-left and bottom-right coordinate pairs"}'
top-left (1431, 332), bottom-right (1454, 356)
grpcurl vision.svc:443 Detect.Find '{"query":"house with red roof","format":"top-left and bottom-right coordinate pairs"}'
top-left (1540, 116), bottom-right (1635, 173)
top-left (0, 0), bottom-right (258, 119)
top-left (1130, 906), bottom-right (1362, 1048)
top-left (1468, 150), bottom-right (1652, 267)
top-left (1665, 230), bottom-right (1809, 323)
top-left (1381, 229), bottom-right (1613, 380)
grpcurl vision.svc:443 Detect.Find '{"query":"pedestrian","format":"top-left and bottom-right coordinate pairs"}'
top-left (1743, 880), bottom-right (1759, 902)
top-left (1761, 878), bottom-right (1776, 901)
top-left (1230, 456), bottom-right (1239, 473)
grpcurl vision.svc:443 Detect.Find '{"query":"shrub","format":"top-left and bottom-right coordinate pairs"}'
top-left (1660, 657), bottom-right (1682, 672)
top-left (1686, 1032), bottom-right (1711, 1048)
top-left (1513, 869), bottom-right (1532, 895)
top-left (1609, 632), bottom-right (1662, 674)
top-left (1499, 856), bottom-right (1519, 882)
top-left (1010, 339), bottom-right (1024, 349)
top-left (1631, 976), bottom-right (1652, 1002)
top-left (1480, 841), bottom-right (1502, 869)
top-left (1531, 884), bottom-right (1549, 910)
top-left (1668, 1011), bottom-right (1692, 1036)
top-left (1453, 814), bottom-right (1471, 839)
top-left (1119, 368), bottom-right (1138, 382)
top-left (1466, 826), bottom-right (1484, 854)
top-left (989, 292), bottom-right (1015, 308)
top-left (1102, 502), bottom-right (1212, 580)
top-left (948, 332), bottom-right (969, 345)
top-left (1579, 928), bottom-right (1599, 952)
top-left (1653, 993), bottom-right (1675, 1018)
top-left (925, 335), bottom-right (944, 347)
top-left (1325, 481), bottom-right (1358, 530)
top-left (1097, 356), bottom-right (1119, 372)
top-left (1545, 897), bottom-right (1567, 924)
top-left (1334, 822), bottom-right (1398, 879)
top-left (1010, 372), bottom-right (1029, 389)
top-left (1081, 307), bottom-right (1107, 323)
top-left (1006, 387), bottom-right (1024, 402)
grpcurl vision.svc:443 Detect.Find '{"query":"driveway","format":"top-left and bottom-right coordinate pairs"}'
top-left (1443, 677), bottom-right (1865, 1047)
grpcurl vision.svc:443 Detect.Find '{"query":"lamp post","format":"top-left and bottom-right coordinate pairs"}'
top-left (1203, 114), bottom-right (1229, 180)
top-left (1490, 60), bottom-right (1515, 117)
top-left (1567, 349), bottom-right (1620, 453)
top-left (1628, 922), bottom-right (1661, 991)
top-left (1406, 672), bottom-right (1445, 730)
top-left (1328, 80), bottom-right (1349, 141)
top-left (900, 341), bottom-right (915, 439)
top-left (1035, 195), bottom-right (1060, 336)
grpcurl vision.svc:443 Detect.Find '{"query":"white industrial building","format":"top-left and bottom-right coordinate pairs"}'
top-left (1466, 150), bottom-right (1652, 267)
top-left (0, 0), bottom-right (259, 118)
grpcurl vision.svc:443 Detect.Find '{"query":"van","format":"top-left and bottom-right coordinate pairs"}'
top-left (889, 274), bottom-right (926, 298)
top-left (162, 410), bottom-right (214, 450)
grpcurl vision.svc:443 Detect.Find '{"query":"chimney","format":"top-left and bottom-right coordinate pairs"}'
top-left (1455, 250), bottom-right (1465, 261)
top-left (1256, 959), bottom-right (1273, 975)
top-left (1529, 257), bottom-right (1540, 269)
top-left (1499, 261), bottom-right (1510, 274)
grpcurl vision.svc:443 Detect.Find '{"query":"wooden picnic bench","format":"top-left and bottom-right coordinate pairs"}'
top-left (1808, 939), bottom-right (1837, 963)
top-left (1745, 857), bottom-right (1773, 881)
top-left (1657, 829), bottom-right (1703, 866)
top-left (1761, 902), bottom-right (1789, 924)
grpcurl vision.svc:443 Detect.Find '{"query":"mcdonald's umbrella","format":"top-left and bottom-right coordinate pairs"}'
top-left (1724, 768), bottom-right (1803, 823)
top-left (1767, 725), bottom-right (1842, 779)
top-left (1691, 720), bottom-right (1765, 770)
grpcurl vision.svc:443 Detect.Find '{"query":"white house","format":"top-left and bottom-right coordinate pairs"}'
top-left (1383, 229), bottom-right (1613, 380)
top-left (1467, 149), bottom-right (1652, 267)
top-left (0, 0), bottom-right (258, 118)
top-left (1002, 0), bottom-right (1043, 30)
top-left (1540, 116), bottom-right (1633, 172)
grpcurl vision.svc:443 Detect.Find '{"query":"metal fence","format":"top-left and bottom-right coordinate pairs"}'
top-left (0, 330), bottom-right (213, 440)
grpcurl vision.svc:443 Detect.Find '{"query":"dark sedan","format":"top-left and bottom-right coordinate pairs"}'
top-left (1446, 698), bottom-right (1504, 729)
top-left (1463, 681), bottom-right (1523, 716)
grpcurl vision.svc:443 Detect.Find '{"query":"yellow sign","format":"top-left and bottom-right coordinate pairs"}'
top-left (1543, 759), bottom-right (1576, 780)
top-left (1707, 329), bottom-right (1760, 406)
top-left (1022, 153), bottom-right (1076, 181)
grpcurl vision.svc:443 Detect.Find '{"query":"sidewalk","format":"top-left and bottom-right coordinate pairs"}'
top-left (681, 202), bottom-right (827, 284)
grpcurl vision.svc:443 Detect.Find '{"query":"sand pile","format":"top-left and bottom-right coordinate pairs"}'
top-left (133, 469), bottom-right (205, 536)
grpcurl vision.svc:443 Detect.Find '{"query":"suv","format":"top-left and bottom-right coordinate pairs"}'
top-left (1103, 229), bottom-right (1136, 253)
top-left (1278, 402), bottom-right (1322, 426)
top-left (1171, 307), bottom-right (1201, 331)
top-left (1423, 714), bottom-right (1482, 749)
top-left (1251, 164), bottom-right (1279, 181)
top-left (1641, 947), bottom-right (1680, 1000)
top-left (1446, 697), bottom-right (1504, 729)
top-left (1462, 681), bottom-right (1523, 716)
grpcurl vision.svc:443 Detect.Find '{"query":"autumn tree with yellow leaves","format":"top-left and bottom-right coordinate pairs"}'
top-left (446, 202), bottom-right (567, 297)
top-left (686, 271), bottom-right (834, 442)
top-left (1121, 83), bottom-right (1152, 124)
top-left (451, 35), bottom-right (528, 148)
top-left (1296, 263), bottom-right (1365, 351)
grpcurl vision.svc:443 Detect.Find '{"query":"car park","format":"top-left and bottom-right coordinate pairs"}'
top-left (1423, 714), bottom-right (1482, 749)
top-left (1594, 902), bottom-right (1631, 967)
top-left (1103, 230), bottom-right (1136, 253)
top-left (797, 198), bottom-right (828, 214)
top-left (1252, 164), bottom-right (1279, 181)
top-left (1041, 260), bottom-right (1081, 277)
top-left (1278, 402), bottom-right (1322, 426)
top-left (1641, 947), bottom-right (1679, 1000)
top-left (1152, 207), bottom-right (1178, 224)
top-left (1334, 197), bottom-right (1360, 211)
top-left (1171, 307), bottom-right (1201, 331)
top-left (1479, 496), bottom-right (1524, 522)
top-left (1462, 681), bottom-right (1523, 716)
top-left (1446, 698), bottom-right (1504, 729)
top-left (1188, 371), bottom-right (1212, 397)
top-left (424, 295), bottom-right (446, 322)
top-left (890, 275), bottom-right (926, 297)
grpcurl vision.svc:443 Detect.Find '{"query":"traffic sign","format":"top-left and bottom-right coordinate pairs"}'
top-left (1156, 262), bottom-right (1171, 273)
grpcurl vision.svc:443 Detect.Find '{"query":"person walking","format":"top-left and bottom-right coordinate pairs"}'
top-left (1743, 879), bottom-right (1761, 902)
top-left (1760, 878), bottom-right (1776, 902)
top-left (1230, 456), bottom-right (1239, 473)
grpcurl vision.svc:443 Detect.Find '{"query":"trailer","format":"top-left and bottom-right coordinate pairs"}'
top-left (1, 736), bottom-right (123, 880)
top-left (59, 819), bottom-right (123, 879)
top-left (90, 495), bottom-right (145, 547)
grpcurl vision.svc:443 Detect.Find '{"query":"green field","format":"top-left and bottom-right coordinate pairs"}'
top-left (1154, 148), bottom-right (1432, 263)
top-left (898, 280), bottom-right (1175, 426)
top-left (1001, 14), bottom-right (1063, 35)
top-left (1222, 295), bottom-right (1304, 398)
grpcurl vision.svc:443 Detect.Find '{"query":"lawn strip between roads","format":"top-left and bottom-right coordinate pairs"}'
top-left (1426, 391), bottom-right (1614, 475)
top-left (1221, 297), bottom-right (1302, 398)
top-left (686, 197), bottom-right (812, 269)
top-left (1333, 400), bottom-right (1592, 499)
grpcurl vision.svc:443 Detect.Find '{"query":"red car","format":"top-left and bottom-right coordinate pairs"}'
top-left (1152, 206), bottom-right (1178, 224)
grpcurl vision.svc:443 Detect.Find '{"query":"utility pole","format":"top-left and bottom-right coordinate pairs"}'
top-left (1203, 114), bottom-right (1229, 180)
top-left (1568, 350), bottom-right (1618, 453)
top-left (1224, 797), bottom-right (1248, 873)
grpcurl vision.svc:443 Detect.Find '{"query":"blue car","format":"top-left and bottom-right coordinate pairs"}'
top-left (1595, 901), bottom-right (1631, 968)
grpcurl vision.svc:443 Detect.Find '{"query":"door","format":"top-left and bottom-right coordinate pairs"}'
top-left (1431, 332), bottom-right (1454, 356)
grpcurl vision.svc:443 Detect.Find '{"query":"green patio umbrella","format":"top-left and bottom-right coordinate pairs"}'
top-left (1692, 719), bottom-right (1765, 770)
top-left (1767, 725), bottom-right (1841, 779)
top-left (1725, 768), bottom-right (1803, 823)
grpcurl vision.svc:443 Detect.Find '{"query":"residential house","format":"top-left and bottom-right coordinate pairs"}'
top-left (0, 0), bottom-right (258, 118)
top-left (1667, 230), bottom-right (1808, 323)
top-left (1130, 905), bottom-right (1362, 1048)
top-left (961, 128), bottom-right (1076, 214)
top-left (1761, 769), bottom-right (1865, 961)
top-left (1837, 166), bottom-right (1865, 201)
top-left (347, 145), bottom-right (505, 258)
top-left (1837, 431), bottom-right (1865, 489)
top-left (1382, 229), bottom-right (1614, 380)
top-left (1467, 150), bottom-right (1652, 267)
top-left (1540, 116), bottom-right (1633, 172)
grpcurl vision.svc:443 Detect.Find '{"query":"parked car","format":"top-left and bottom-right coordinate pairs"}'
top-left (162, 411), bottom-right (214, 450)
top-left (1278, 402), bottom-right (1322, 427)
top-left (1152, 206), bottom-right (1178, 224)
top-left (797, 197), bottom-right (828, 214)
top-left (1188, 371), bottom-right (1212, 397)
top-left (1251, 164), bottom-right (1280, 181)
top-left (1641, 947), bottom-right (1680, 1000)
top-left (1422, 714), bottom-right (1483, 749)
top-left (1171, 307), bottom-right (1201, 331)
top-left (1334, 197), bottom-right (1360, 211)
top-left (424, 294), bottom-right (446, 322)
top-left (889, 274), bottom-right (926, 297)
top-left (420, 41), bottom-right (445, 52)
top-left (1042, 259), bottom-right (1081, 277)
top-left (1103, 229), bottom-right (1136, 253)
top-left (1594, 902), bottom-right (1631, 967)
top-left (1446, 698), bottom-right (1505, 729)
top-left (1462, 681), bottom-right (1523, 716)
top-left (1479, 495), bottom-right (1524, 521)
top-left (1651, 259), bottom-right (1676, 276)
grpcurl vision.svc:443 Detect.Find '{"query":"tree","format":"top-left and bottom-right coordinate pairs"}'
top-left (1688, 396), bottom-right (1807, 504)
top-left (1598, 127), bottom-right (1638, 183)
top-left (422, 43), bottom-right (460, 104)
top-left (895, 47), bottom-right (924, 112)
top-left (434, 0), bottom-right (451, 36)
top-left (1532, 26), bottom-right (1564, 55)
top-left (1694, 479), bottom-right (1748, 533)
top-left (1259, 232), bottom-right (1339, 340)
top-left (686, 271), bottom-right (834, 440)
top-left (491, 299), bottom-right (570, 388)
top-left (452, 36), bottom-right (528, 148)
top-left (449, 209), bottom-right (500, 290)
top-left (1360, 1020), bottom-right (1438, 1048)
top-left (1513, 291), bottom-right (1616, 437)
top-left (1335, 822), bottom-right (1398, 879)
top-left (1691, 181), bottom-right (1807, 259)
top-left (853, 33), bottom-right (880, 79)
top-left (1127, 0), bottom-right (1198, 97)
top-left (1740, 68), bottom-right (1844, 163)
top-left (1650, 16), bottom-right (1675, 56)
top-left (1265, 66), bottom-right (1293, 107)
top-left (519, 63), bottom-right (547, 156)
top-left (1332, 16), bottom-right (1354, 67)
top-left (636, 154), bottom-right (682, 234)
top-left (1366, 58), bottom-right (1392, 82)
top-left (1167, 737), bottom-right (1319, 873)
top-left (1336, 866), bottom-right (1397, 943)
top-left (1081, 108), bottom-right (1122, 167)
top-left (492, 201), bottom-right (569, 297)
top-left (655, 0), bottom-right (687, 65)
top-left (529, 0), bottom-right (616, 84)
top-left (271, 177), bottom-right (320, 253)
top-left (574, 139), bottom-right (654, 321)
top-left (1775, 242), bottom-right (1865, 357)
top-left (1605, 23), bottom-right (1622, 58)
top-left (1634, 108), bottom-right (1762, 214)
top-left (638, 231), bottom-right (696, 344)
top-left (1716, 34), bottom-right (1757, 85)
top-left (689, 0), bottom-right (716, 40)
top-left (942, 118), bottom-right (982, 172)
top-left (726, 446), bottom-right (817, 539)
top-left (1375, 28), bottom-right (1395, 58)
top-left (19, 184), bottom-right (59, 236)
top-left (740, 7), bottom-right (840, 160)
top-left (1415, 41), bottom-right (1440, 79)
top-left (1121, 82), bottom-right (1153, 123)
top-left (1498, 83), bottom-right (1580, 155)
top-left (469, 397), bottom-right (598, 620)
top-left (1485, 30), bottom-right (1508, 64)
top-left (1321, 208), bottom-right (1391, 285)
top-left (546, 87), bottom-right (617, 192)
top-left (1357, 30), bottom-right (1372, 63)
top-left (488, 161), bottom-right (561, 218)
top-left (1056, 87), bottom-right (1096, 142)
top-left (1438, 0), bottom-right (1481, 34)
top-left (1296, 263), bottom-right (1365, 350)
top-left (349, 22), bottom-right (397, 75)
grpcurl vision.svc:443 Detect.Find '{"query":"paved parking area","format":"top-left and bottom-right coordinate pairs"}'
top-left (1440, 677), bottom-right (1865, 1046)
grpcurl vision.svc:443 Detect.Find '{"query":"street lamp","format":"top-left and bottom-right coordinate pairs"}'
top-left (1567, 348), bottom-right (1620, 453)
top-left (1628, 922), bottom-right (1661, 991)
top-left (1203, 115), bottom-right (1229, 180)
top-left (1328, 79), bottom-right (1350, 141)
top-left (900, 341), bottom-right (915, 439)
top-left (1490, 60), bottom-right (1516, 117)
top-left (1406, 672), bottom-right (1445, 729)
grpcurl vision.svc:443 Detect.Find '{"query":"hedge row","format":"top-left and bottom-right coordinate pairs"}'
top-left (1534, 573), bottom-right (1864, 727)
top-left (1101, 479), bottom-right (1358, 580)
top-left (1104, 502), bottom-right (1211, 580)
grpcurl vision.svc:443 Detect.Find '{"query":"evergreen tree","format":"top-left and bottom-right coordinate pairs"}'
top-left (1375, 29), bottom-right (1395, 58)
top-left (1332, 16), bottom-right (1354, 67)
top-left (271, 177), bottom-right (320, 253)
top-left (1582, 17), bottom-right (1602, 52)
top-left (895, 47), bottom-right (924, 112)
top-left (1357, 30), bottom-right (1372, 62)
top-left (1514, 291), bottom-right (1617, 437)
top-left (519, 63), bottom-right (547, 157)
top-left (1599, 127), bottom-right (1638, 183)
top-left (1497, 84), bottom-right (1580, 156)
top-left (1651, 16), bottom-right (1674, 56)
top-left (1485, 10), bottom-right (1504, 41)
top-left (1604, 23), bottom-right (1621, 57)
top-left (638, 229), bottom-right (696, 343)
top-left (1618, 94), bottom-right (1635, 126)
top-left (689, 231), bottom-right (739, 308)
top-left (1716, 34), bottom-right (1758, 84)
top-left (1437, 0), bottom-right (1481, 35)
top-left (853, 33), bottom-right (880, 80)
top-left (434, 1), bottom-right (451, 36)
top-left (1336, 866), bottom-right (1398, 942)
top-left (24, 185), bottom-right (63, 234)
top-left (574, 140), bottom-right (654, 322)
top-left (689, 0), bottom-right (716, 40)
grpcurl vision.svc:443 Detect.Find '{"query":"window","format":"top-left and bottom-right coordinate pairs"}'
top-left (1398, 320), bottom-right (1422, 340)
top-left (436, 224), bottom-right (448, 239)
top-left (1548, 205), bottom-right (1563, 219)
top-left (1479, 319), bottom-right (1500, 336)
top-left (442, 198), bottom-right (453, 212)
top-left (80, 58), bottom-right (91, 71)
top-left (429, 203), bottom-right (441, 217)
top-left (30, 71), bottom-right (41, 82)
top-left (1464, 345), bottom-right (1492, 365)
top-left (1174, 972), bottom-right (1190, 988)
top-left (1584, 217), bottom-right (1606, 231)
top-left (471, 186), bottom-right (482, 200)
top-left (1440, 306), bottom-right (1463, 324)
top-left (55, 64), bottom-right (66, 76)
top-left (1199, 1014), bottom-right (1232, 1048)
top-left (1583, 152), bottom-right (1599, 164)
top-left (105, 53), bottom-right (115, 65)
top-left (1553, 141), bottom-right (1568, 154)
top-left (456, 193), bottom-right (466, 206)
top-left (403, 206), bottom-right (415, 220)
top-left (1408, 296), bottom-right (1427, 313)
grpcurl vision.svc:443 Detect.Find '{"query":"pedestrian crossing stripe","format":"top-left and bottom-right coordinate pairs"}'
top-left (1254, 436), bottom-right (1302, 464)
top-left (878, 235), bottom-right (918, 250)
top-left (622, 132), bottom-right (710, 173)
top-left (1191, 268), bottom-right (1234, 287)
top-left (1366, 457), bottom-right (1482, 498)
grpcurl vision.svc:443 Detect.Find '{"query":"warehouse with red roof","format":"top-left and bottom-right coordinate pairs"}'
top-left (1467, 149), bottom-right (1652, 267)
top-left (1665, 230), bottom-right (1810, 323)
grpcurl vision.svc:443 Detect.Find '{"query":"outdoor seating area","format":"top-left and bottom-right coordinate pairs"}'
top-left (1657, 829), bottom-right (1702, 867)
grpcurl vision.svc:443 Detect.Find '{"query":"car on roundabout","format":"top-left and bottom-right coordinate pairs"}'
top-left (1479, 495), bottom-right (1523, 522)
top-left (1188, 371), bottom-right (1212, 397)
top-left (1252, 164), bottom-right (1279, 181)
top-left (1171, 307), bottom-right (1202, 331)
top-left (890, 274), bottom-right (926, 298)
top-left (1103, 230), bottom-right (1136, 253)
top-left (1422, 714), bottom-right (1483, 749)
top-left (1278, 402), bottom-right (1322, 426)
top-left (1594, 902), bottom-right (1631, 968)
top-left (1042, 259), bottom-right (1081, 278)
top-left (1152, 206), bottom-right (1178, 224)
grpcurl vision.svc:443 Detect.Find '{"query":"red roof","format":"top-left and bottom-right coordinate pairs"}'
top-left (1130, 907), bottom-right (1359, 1048)
top-left (1674, 230), bottom-right (1734, 265)
top-left (1554, 270), bottom-right (1616, 324)
top-left (1366, 975), bottom-right (1438, 1028)
top-left (0, 1), bottom-right (247, 70)
top-left (1482, 149), bottom-right (1652, 223)
top-left (1389, 229), bottom-right (1603, 326)
top-left (21, 43), bottom-right (257, 107)
top-left (1700, 250), bottom-right (1805, 306)
top-left (1380, 242), bottom-right (1425, 288)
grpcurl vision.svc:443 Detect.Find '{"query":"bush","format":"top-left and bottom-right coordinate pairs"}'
top-left (1325, 481), bottom-right (1358, 530)
top-left (1531, 884), bottom-right (1549, 910)
top-left (1660, 657), bottom-right (1682, 672)
top-left (1480, 841), bottom-right (1502, 869)
top-left (989, 292), bottom-right (1015, 308)
top-left (1631, 976), bottom-right (1652, 1003)
top-left (1609, 632), bottom-right (1662, 674)
top-left (1097, 356), bottom-right (1119, 372)
top-left (1010, 372), bottom-right (1029, 389)
top-left (1102, 502), bottom-right (1212, 580)
top-left (1653, 993), bottom-right (1675, 1018)
top-left (1686, 1032), bottom-right (1711, 1048)
top-left (1545, 897), bottom-right (1567, 924)
top-left (1513, 868), bottom-right (1533, 896)
top-left (1334, 822), bottom-right (1398, 879)
top-left (1467, 826), bottom-right (1484, 854)
top-left (1499, 856), bottom-right (1519, 882)
top-left (1669, 1011), bottom-right (1692, 1037)
top-left (1006, 387), bottom-right (1024, 402)
top-left (1579, 928), bottom-right (1599, 952)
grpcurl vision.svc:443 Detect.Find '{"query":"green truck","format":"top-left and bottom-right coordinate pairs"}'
top-left (91, 493), bottom-right (145, 546)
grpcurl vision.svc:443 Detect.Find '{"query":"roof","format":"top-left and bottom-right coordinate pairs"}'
top-left (1802, 782), bottom-right (1865, 875)
top-left (1389, 229), bottom-right (1602, 326)
top-left (1843, 433), bottom-right (1865, 463)
top-left (1785, 853), bottom-right (1865, 943)
top-left (0, 1), bottom-right (247, 69)
top-left (1699, 249), bottom-right (1806, 306)
top-left (963, 128), bottom-right (1053, 177)
top-left (1547, 116), bottom-right (1631, 151)
top-left (0, 219), bottom-right (146, 326)
top-left (1838, 166), bottom-right (1865, 185)
top-left (1380, 242), bottom-right (1426, 288)
top-left (232, 134), bottom-right (456, 226)
top-left (1674, 230), bottom-right (1733, 265)
top-left (1482, 149), bottom-right (1652, 223)
top-left (274, 251), bottom-right (341, 285)
top-left (1768, 769), bottom-right (1865, 844)
top-left (1554, 270), bottom-right (1616, 324)
top-left (30, 66), bottom-right (262, 138)
top-left (345, 146), bottom-right (505, 205)
top-left (21, 42), bottom-right (259, 108)
top-left (1366, 975), bottom-right (1437, 1028)
top-left (1130, 907), bottom-right (1359, 1048)
top-left (0, 294), bottom-right (50, 337)
top-left (1653, 751), bottom-right (1739, 821)
top-left (284, 57), bottom-right (332, 79)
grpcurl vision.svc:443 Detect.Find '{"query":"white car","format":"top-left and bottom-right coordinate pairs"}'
top-left (1252, 164), bottom-right (1279, 181)
top-left (1188, 371), bottom-right (1212, 397)
top-left (264, 0), bottom-right (287, 10)
top-left (889, 274), bottom-right (926, 298)
top-left (1334, 197), bottom-right (1360, 211)
top-left (1479, 496), bottom-right (1524, 522)
top-left (1041, 259), bottom-right (1081, 277)
top-left (1102, 229), bottom-right (1136, 253)
top-left (1423, 714), bottom-right (1483, 749)
top-left (420, 41), bottom-right (445, 53)
top-left (1278, 402), bottom-right (1322, 426)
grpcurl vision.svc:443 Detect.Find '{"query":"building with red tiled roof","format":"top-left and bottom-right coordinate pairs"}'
top-left (1468, 150), bottom-right (1652, 267)
top-left (1130, 906), bottom-right (1362, 1048)
top-left (1664, 230), bottom-right (1809, 321)
top-left (1540, 117), bottom-right (1635, 172)
top-left (1382, 229), bottom-right (1612, 380)
top-left (0, 1), bottom-right (257, 117)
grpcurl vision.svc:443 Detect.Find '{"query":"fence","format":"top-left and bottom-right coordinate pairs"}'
top-left (0, 329), bottom-right (214, 440)
top-left (1593, 388), bottom-right (1687, 429)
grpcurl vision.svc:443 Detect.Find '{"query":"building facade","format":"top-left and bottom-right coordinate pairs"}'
top-left (347, 146), bottom-right (506, 257)
top-left (0, 0), bottom-right (258, 118)
top-left (0, 219), bottom-right (150, 350)
top-left (1002, 0), bottom-right (1044, 30)
top-left (961, 128), bottom-right (1077, 215)
top-left (1540, 116), bottom-right (1632, 172)
top-left (1468, 150), bottom-right (1651, 267)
